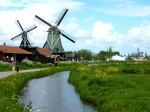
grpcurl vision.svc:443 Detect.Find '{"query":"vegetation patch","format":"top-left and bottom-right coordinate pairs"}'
top-left (0, 60), bottom-right (51, 72)
top-left (1, 61), bottom-right (150, 112)
top-left (68, 63), bottom-right (150, 112)
top-left (0, 65), bottom-right (72, 112)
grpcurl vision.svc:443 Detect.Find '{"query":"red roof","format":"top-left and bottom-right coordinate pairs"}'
top-left (36, 48), bottom-right (52, 57)
top-left (0, 45), bottom-right (33, 54)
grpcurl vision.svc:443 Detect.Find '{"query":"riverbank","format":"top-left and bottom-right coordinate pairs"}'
top-left (0, 66), bottom-right (73, 112)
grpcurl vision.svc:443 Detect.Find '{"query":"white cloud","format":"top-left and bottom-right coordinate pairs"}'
top-left (86, 20), bottom-right (150, 54)
top-left (1, 0), bottom-right (150, 55)
top-left (92, 21), bottom-right (113, 40)
top-left (86, 40), bottom-right (93, 45)
top-left (127, 24), bottom-right (150, 48)
top-left (60, 22), bottom-right (79, 34)
top-left (95, 1), bottom-right (150, 17)
top-left (0, 0), bottom-right (85, 47)
top-left (75, 29), bottom-right (91, 38)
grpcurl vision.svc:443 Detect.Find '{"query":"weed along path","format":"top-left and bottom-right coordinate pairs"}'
top-left (0, 68), bottom-right (47, 79)
top-left (20, 71), bottom-right (97, 112)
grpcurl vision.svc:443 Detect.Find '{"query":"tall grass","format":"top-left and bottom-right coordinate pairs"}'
top-left (68, 64), bottom-right (150, 112)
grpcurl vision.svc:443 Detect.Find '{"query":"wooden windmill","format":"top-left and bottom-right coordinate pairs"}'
top-left (11, 20), bottom-right (37, 48)
top-left (35, 8), bottom-right (75, 53)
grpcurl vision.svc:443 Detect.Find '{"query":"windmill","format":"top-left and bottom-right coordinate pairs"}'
top-left (35, 8), bottom-right (75, 53)
top-left (11, 20), bottom-right (37, 48)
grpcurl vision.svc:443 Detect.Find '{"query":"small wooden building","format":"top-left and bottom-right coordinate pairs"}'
top-left (34, 48), bottom-right (62, 63)
top-left (0, 44), bottom-right (66, 63)
top-left (0, 45), bottom-right (33, 62)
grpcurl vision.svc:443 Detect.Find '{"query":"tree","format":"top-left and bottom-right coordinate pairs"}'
top-left (76, 49), bottom-right (93, 60)
top-left (107, 47), bottom-right (113, 60)
top-left (127, 53), bottom-right (132, 60)
top-left (98, 51), bottom-right (107, 61)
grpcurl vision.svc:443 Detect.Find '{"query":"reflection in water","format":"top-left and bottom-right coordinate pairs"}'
top-left (20, 71), bottom-right (97, 112)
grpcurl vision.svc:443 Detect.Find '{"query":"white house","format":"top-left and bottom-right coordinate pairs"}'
top-left (111, 54), bottom-right (126, 61)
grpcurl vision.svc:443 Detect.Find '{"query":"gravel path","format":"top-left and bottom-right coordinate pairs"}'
top-left (0, 68), bottom-right (47, 79)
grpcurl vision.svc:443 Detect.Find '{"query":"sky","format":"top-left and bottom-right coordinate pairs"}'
top-left (1, 0), bottom-right (150, 55)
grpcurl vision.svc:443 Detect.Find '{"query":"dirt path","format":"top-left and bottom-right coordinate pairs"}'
top-left (0, 68), bottom-right (47, 79)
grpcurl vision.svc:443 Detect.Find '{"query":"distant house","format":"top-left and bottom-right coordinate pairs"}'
top-left (0, 45), bottom-right (33, 62)
top-left (110, 54), bottom-right (126, 61)
top-left (131, 52), bottom-right (145, 60)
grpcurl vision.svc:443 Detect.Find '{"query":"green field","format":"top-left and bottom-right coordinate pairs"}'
top-left (0, 61), bottom-right (150, 112)
top-left (69, 62), bottom-right (150, 112)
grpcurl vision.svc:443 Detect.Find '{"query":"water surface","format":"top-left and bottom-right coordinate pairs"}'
top-left (20, 71), bottom-right (97, 112)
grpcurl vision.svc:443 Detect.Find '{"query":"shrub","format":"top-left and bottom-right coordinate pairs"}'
top-left (21, 60), bottom-right (33, 67)
top-left (0, 61), bottom-right (11, 71)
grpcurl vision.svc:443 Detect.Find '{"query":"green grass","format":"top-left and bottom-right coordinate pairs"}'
top-left (68, 64), bottom-right (150, 112)
top-left (0, 60), bottom-right (51, 72)
top-left (1, 61), bottom-right (150, 112)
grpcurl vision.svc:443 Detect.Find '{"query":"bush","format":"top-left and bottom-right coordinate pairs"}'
top-left (0, 61), bottom-right (11, 71)
top-left (21, 59), bottom-right (33, 67)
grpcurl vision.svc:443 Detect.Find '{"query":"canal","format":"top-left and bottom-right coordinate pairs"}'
top-left (20, 71), bottom-right (97, 112)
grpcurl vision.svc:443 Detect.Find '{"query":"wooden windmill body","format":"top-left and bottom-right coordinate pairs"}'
top-left (44, 26), bottom-right (64, 52)
top-left (35, 8), bottom-right (75, 53)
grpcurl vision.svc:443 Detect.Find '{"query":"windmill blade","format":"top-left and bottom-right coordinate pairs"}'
top-left (35, 15), bottom-right (52, 27)
top-left (43, 41), bottom-right (47, 48)
top-left (11, 33), bottom-right (22, 40)
top-left (55, 8), bottom-right (68, 26)
top-left (17, 20), bottom-right (24, 31)
top-left (27, 25), bottom-right (37, 33)
top-left (27, 34), bottom-right (34, 45)
top-left (60, 31), bottom-right (76, 43)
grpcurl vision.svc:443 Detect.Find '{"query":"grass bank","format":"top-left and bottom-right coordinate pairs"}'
top-left (68, 64), bottom-right (150, 112)
top-left (0, 65), bottom-right (74, 112)
top-left (0, 60), bottom-right (51, 72)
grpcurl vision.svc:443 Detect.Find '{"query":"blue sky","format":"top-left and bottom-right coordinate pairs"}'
top-left (1, 0), bottom-right (150, 55)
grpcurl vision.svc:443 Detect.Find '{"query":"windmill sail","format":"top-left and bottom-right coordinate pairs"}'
top-left (11, 20), bottom-right (37, 48)
top-left (55, 8), bottom-right (68, 26)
